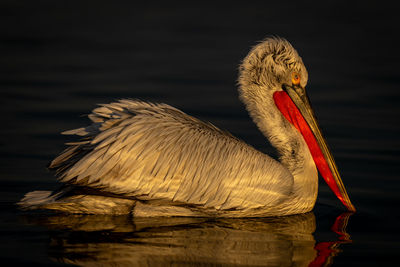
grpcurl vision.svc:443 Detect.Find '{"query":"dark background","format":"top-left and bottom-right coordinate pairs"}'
top-left (0, 0), bottom-right (399, 266)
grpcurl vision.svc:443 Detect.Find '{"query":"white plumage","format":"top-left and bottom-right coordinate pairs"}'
top-left (19, 37), bottom-right (348, 216)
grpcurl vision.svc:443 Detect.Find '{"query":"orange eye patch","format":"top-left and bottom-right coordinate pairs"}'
top-left (292, 72), bottom-right (301, 85)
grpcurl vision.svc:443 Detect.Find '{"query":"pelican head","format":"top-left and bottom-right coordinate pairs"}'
top-left (239, 37), bottom-right (308, 91)
top-left (238, 37), bottom-right (355, 212)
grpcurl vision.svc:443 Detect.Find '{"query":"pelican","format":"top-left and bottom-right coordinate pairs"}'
top-left (18, 37), bottom-right (355, 216)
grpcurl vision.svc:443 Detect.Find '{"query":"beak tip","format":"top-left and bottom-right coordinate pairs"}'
top-left (346, 204), bottom-right (356, 213)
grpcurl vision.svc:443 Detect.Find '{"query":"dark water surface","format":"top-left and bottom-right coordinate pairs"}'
top-left (1, 1), bottom-right (399, 266)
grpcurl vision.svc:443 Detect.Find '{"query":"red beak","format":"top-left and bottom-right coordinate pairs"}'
top-left (273, 85), bottom-right (355, 212)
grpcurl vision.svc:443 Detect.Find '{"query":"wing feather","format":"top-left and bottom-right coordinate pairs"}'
top-left (49, 99), bottom-right (293, 211)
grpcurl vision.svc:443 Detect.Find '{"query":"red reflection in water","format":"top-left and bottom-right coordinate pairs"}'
top-left (309, 212), bottom-right (353, 267)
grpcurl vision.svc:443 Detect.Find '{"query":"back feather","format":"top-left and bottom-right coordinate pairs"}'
top-left (48, 99), bottom-right (292, 211)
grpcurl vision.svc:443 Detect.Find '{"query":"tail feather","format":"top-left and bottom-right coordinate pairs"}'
top-left (17, 190), bottom-right (135, 215)
top-left (17, 191), bottom-right (56, 210)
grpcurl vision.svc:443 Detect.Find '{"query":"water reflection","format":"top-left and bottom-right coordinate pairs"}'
top-left (22, 213), bottom-right (352, 266)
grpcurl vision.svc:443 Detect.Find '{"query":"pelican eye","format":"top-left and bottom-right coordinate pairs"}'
top-left (291, 72), bottom-right (301, 85)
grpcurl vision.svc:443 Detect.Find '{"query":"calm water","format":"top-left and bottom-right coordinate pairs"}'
top-left (1, 1), bottom-right (399, 266)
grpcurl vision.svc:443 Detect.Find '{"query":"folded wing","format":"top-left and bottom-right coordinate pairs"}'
top-left (49, 100), bottom-right (293, 210)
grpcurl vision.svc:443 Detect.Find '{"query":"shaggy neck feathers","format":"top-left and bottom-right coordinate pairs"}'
top-left (238, 38), bottom-right (318, 211)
